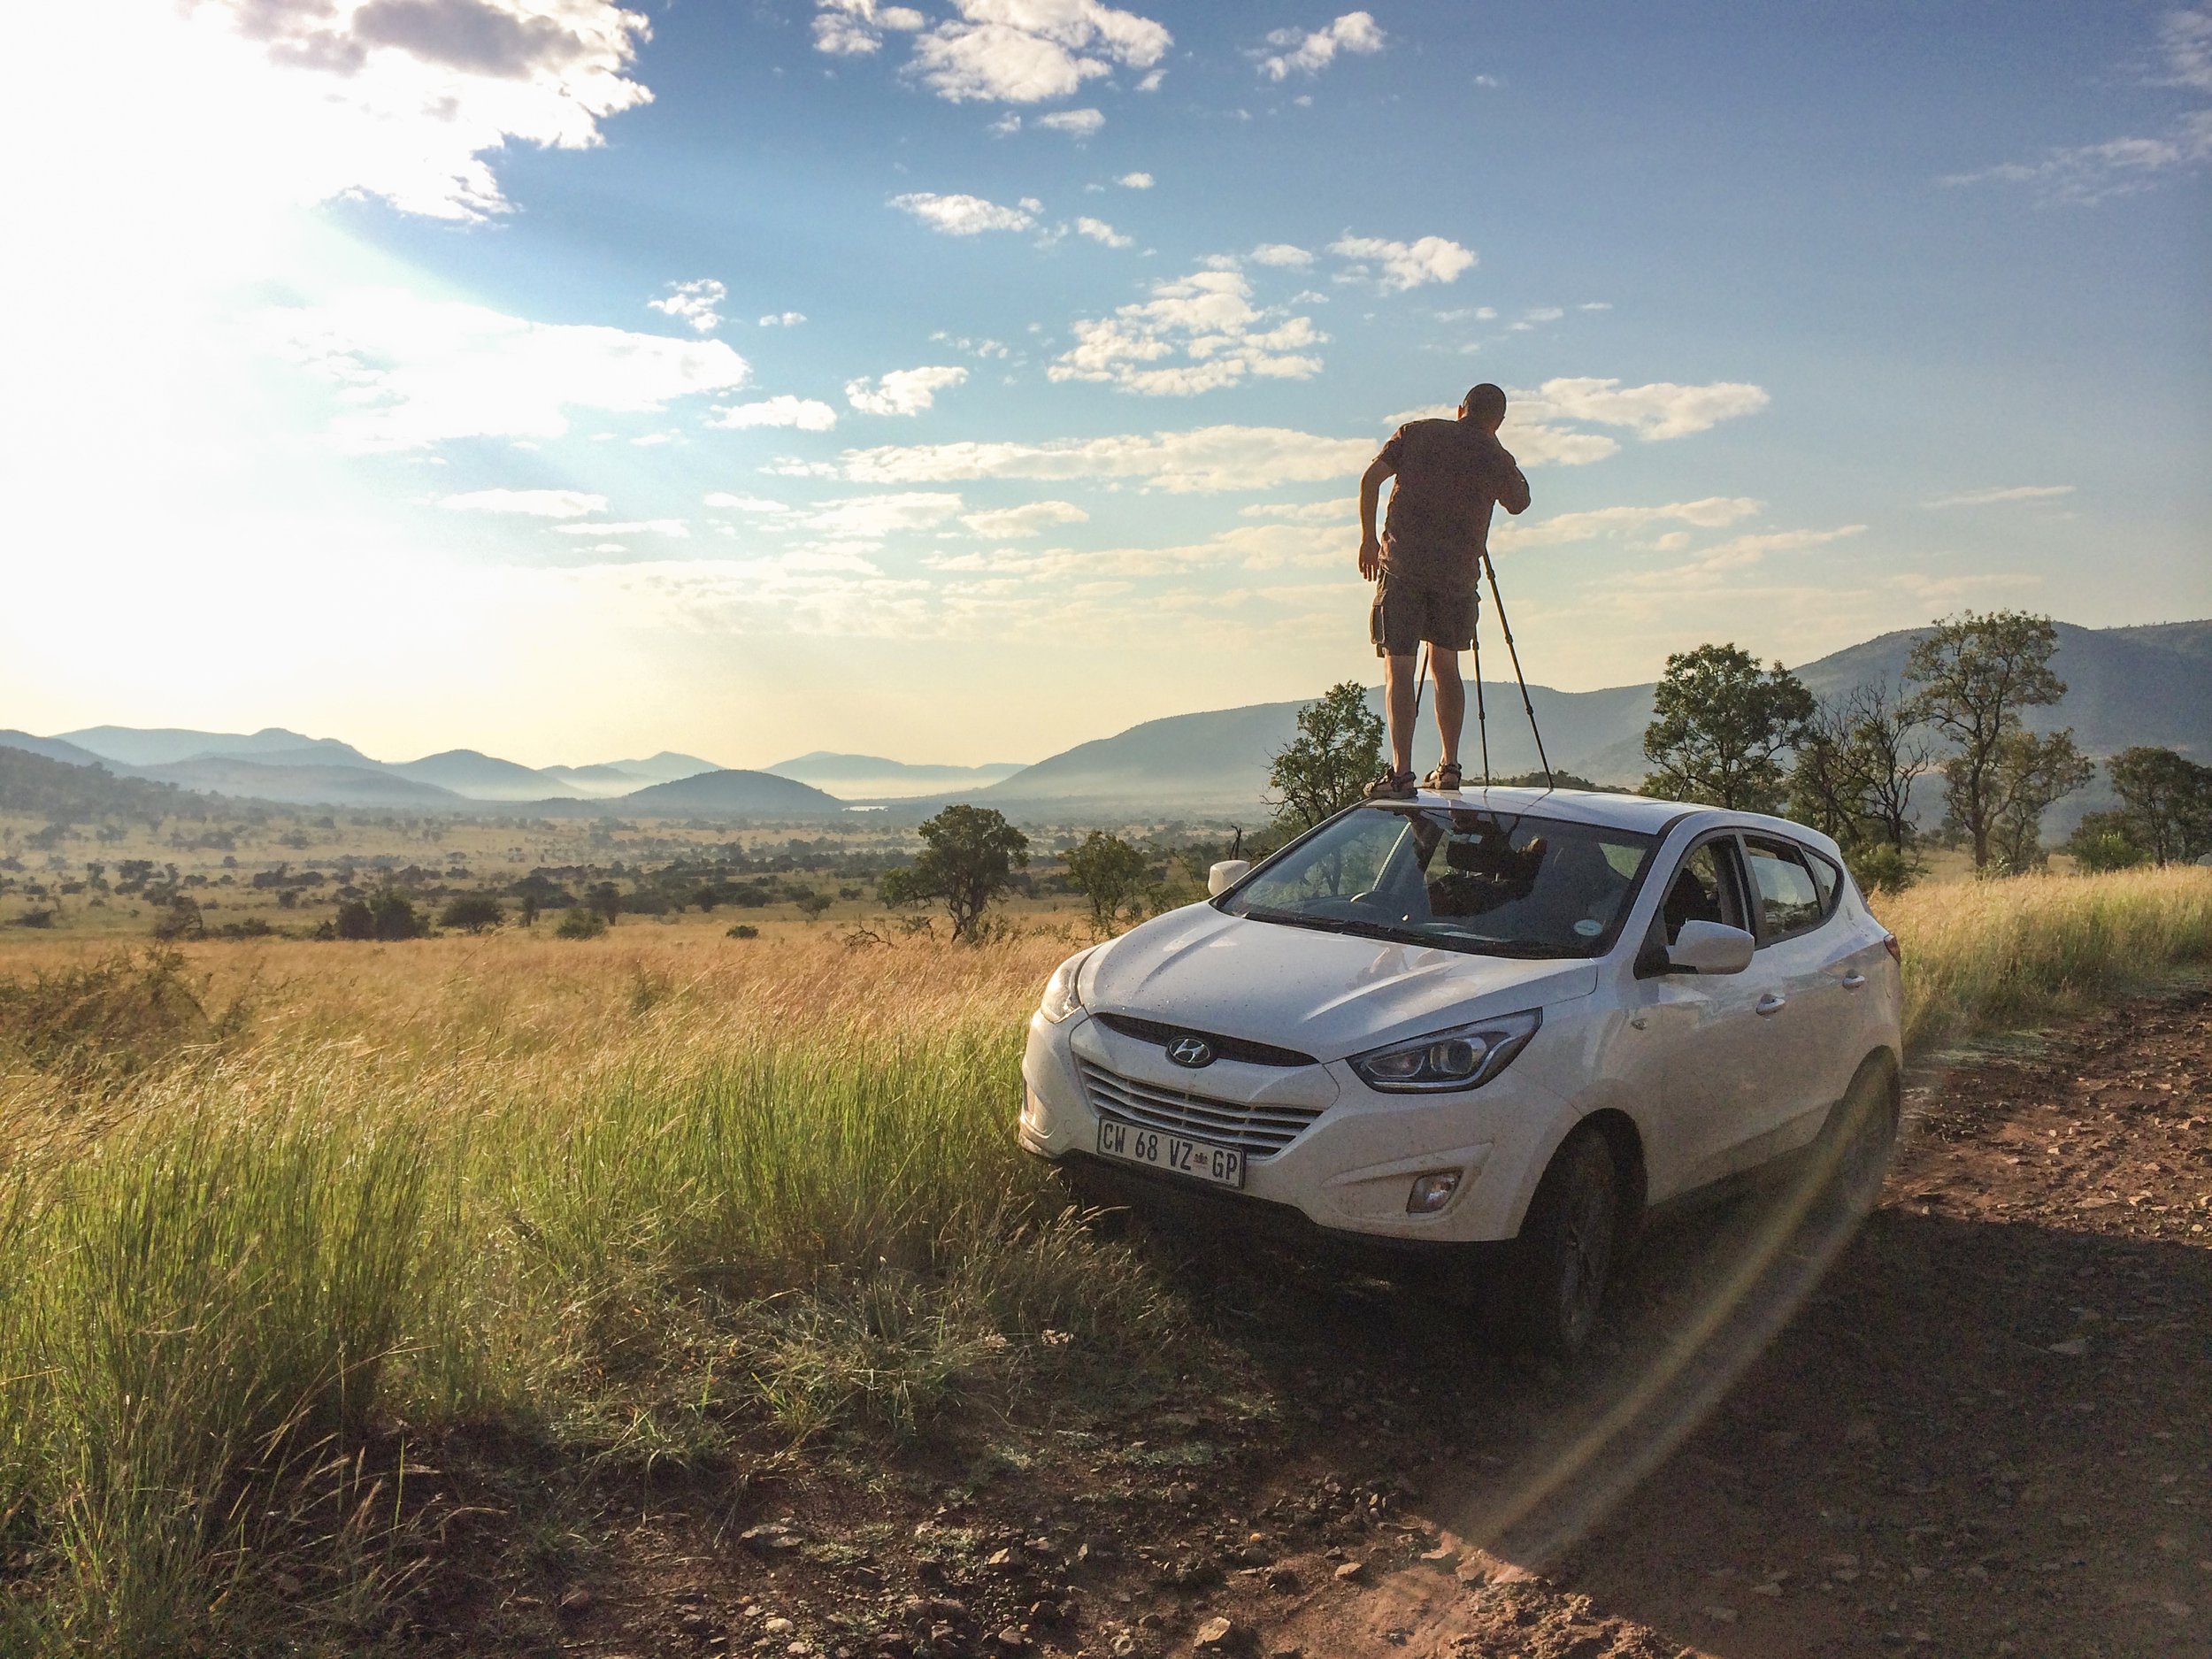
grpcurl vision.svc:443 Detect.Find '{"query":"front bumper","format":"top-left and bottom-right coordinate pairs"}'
top-left (1020, 1008), bottom-right (1578, 1245)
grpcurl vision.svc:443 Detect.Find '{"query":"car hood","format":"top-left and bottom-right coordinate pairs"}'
top-left (1082, 903), bottom-right (1600, 1060)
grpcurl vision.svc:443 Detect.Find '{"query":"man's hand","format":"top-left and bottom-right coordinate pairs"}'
top-left (1358, 534), bottom-right (1382, 580)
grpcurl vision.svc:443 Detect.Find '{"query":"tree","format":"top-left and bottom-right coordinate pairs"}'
top-left (1904, 611), bottom-right (2069, 871)
top-left (334, 889), bottom-right (425, 941)
top-left (438, 894), bottom-right (505, 934)
top-left (1788, 680), bottom-right (1934, 857)
top-left (518, 890), bottom-right (541, 928)
top-left (2106, 746), bottom-right (2212, 866)
top-left (2065, 814), bottom-right (2152, 872)
top-left (879, 804), bottom-right (1030, 942)
top-left (1985, 729), bottom-right (2093, 874)
top-left (1640, 642), bottom-right (1814, 812)
top-left (1268, 681), bottom-right (1384, 831)
top-left (554, 906), bottom-right (607, 940)
top-left (1064, 830), bottom-right (1151, 934)
top-left (585, 881), bottom-right (623, 926)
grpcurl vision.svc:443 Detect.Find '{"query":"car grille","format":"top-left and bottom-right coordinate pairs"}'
top-left (1089, 1011), bottom-right (1317, 1068)
top-left (1077, 1058), bottom-right (1325, 1157)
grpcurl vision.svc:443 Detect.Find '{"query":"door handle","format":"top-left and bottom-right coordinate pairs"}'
top-left (1839, 972), bottom-right (1867, 990)
top-left (1755, 992), bottom-right (1787, 1017)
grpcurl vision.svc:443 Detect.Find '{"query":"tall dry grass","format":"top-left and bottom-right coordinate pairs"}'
top-left (2, 872), bottom-right (2208, 1651)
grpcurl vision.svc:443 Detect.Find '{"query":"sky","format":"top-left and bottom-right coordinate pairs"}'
top-left (1, 1), bottom-right (2207, 771)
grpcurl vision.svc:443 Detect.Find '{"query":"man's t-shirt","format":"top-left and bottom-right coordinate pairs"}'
top-left (1378, 418), bottom-right (1531, 590)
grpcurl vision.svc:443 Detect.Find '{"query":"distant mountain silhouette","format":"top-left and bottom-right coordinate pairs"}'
top-left (615, 769), bottom-right (843, 815)
top-left (766, 751), bottom-right (1025, 798)
top-left (391, 749), bottom-right (588, 801)
top-left (61, 726), bottom-right (380, 770)
top-left (133, 757), bottom-right (465, 808)
top-left (599, 751), bottom-right (723, 784)
top-left (0, 730), bottom-right (112, 769)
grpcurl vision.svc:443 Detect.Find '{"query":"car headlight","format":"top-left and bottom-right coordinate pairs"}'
top-left (1348, 1009), bottom-right (1541, 1093)
top-left (1037, 948), bottom-right (1094, 1024)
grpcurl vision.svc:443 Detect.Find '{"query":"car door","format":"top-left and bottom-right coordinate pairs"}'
top-left (1732, 833), bottom-right (1856, 1167)
top-left (1629, 832), bottom-right (1773, 1201)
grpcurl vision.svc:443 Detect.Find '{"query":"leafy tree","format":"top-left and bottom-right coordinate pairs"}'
top-left (585, 881), bottom-right (623, 926)
top-left (1985, 729), bottom-right (2094, 874)
top-left (1065, 830), bottom-right (1151, 934)
top-left (1640, 642), bottom-right (1815, 812)
top-left (879, 804), bottom-right (1029, 942)
top-left (1904, 611), bottom-right (2070, 871)
top-left (2106, 746), bottom-right (2212, 866)
top-left (1268, 681), bottom-right (1384, 831)
top-left (1788, 681), bottom-right (1934, 853)
top-left (438, 894), bottom-right (505, 934)
top-left (518, 890), bottom-right (541, 928)
top-left (797, 892), bottom-right (833, 919)
top-left (694, 884), bottom-right (721, 913)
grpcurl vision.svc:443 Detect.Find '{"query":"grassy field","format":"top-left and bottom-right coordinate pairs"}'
top-left (2, 866), bottom-right (2210, 1654)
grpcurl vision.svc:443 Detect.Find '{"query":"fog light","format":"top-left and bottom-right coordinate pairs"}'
top-left (1407, 1169), bottom-right (1463, 1214)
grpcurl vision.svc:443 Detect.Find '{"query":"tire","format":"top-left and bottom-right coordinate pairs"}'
top-left (1502, 1127), bottom-right (1620, 1356)
top-left (1817, 1057), bottom-right (1900, 1218)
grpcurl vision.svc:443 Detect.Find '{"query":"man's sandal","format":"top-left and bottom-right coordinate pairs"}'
top-left (1363, 769), bottom-right (1418, 801)
top-left (1423, 762), bottom-right (1463, 791)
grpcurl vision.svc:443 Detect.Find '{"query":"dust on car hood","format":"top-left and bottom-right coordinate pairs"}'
top-left (1082, 902), bottom-right (1599, 1061)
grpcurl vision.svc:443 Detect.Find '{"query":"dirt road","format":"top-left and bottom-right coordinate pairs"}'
top-left (446, 982), bottom-right (2211, 1659)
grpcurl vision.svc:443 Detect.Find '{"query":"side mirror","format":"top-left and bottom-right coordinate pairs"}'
top-left (1665, 919), bottom-right (1756, 975)
top-left (1208, 859), bottom-right (1252, 897)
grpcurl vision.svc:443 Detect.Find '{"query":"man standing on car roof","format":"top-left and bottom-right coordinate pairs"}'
top-left (1356, 382), bottom-right (1531, 798)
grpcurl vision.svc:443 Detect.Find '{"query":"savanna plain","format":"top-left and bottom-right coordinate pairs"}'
top-left (2, 845), bottom-right (2209, 1659)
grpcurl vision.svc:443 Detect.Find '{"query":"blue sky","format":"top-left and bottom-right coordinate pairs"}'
top-left (2, 1), bottom-right (2206, 769)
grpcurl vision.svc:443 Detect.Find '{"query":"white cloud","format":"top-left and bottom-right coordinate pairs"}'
top-left (1239, 500), bottom-right (1354, 522)
top-left (1118, 170), bottom-right (1155, 188)
top-left (265, 289), bottom-right (750, 451)
top-left (1048, 269), bottom-right (1326, 396)
top-left (1329, 234), bottom-right (1476, 291)
top-left (707, 396), bottom-right (841, 432)
top-left (1623, 525), bottom-right (1866, 590)
top-left (801, 424), bottom-right (1373, 492)
top-left (1579, 301), bottom-right (1611, 311)
top-left (190, 0), bottom-right (656, 221)
top-left (890, 190), bottom-right (1041, 234)
top-left (1510, 305), bottom-right (1564, 331)
top-left (648, 278), bottom-right (726, 334)
top-left (881, 0), bottom-right (1172, 104)
top-left (552, 518), bottom-right (690, 537)
top-left (813, 0), bottom-right (926, 56)
top-left (2166, 6), bottom-right (2212, 90)
top-left (961, 499), bottom-right (1091, 536)
top-left (703, 493), bottom-right (790, 512)
top-left (1385, 403), bottom-right (1624, 467)
top-left (1250, 242), bottom-right (1314, 267)
top-left (798, 492), bottom-right (967, 537)
top-left (1074, 216), bottom-right (1133, 248)
top-left (1925, 484), bottom-right (2077, 509)
top-left (1472, 73), bottom-right (1502, 88)
top-left (1256, 12), bottom-right (1385, 80)
top-left (1493, 497), bottom-right (1762, 549)
top-left (1036, 107), bottom-right (1106, 136)
top-left (846, 365), bottom-right (970, 416)
top-left (441, 488), bottom-right (609, 518)
top-left (759, 311), bottom-right (808, 327)
top-left (1515, 377), bottom-right (1771, 440)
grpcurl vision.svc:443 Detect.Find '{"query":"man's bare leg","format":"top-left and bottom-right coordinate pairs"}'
top-left (1431, 649), bottom-right (1465, 771)
top-left (1384, 651), bottom-right (1419, 776)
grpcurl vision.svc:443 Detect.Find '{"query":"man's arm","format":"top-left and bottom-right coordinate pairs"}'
top-left (1494, 445), bottom-right (1531, 516)
top-left (1357, 452), bottom-right (1394, 580)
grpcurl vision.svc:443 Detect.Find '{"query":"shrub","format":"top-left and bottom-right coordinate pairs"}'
top-left (2068, 826), bottom-right (2150, 873)
top-left (726, 923), bottom-right (760, 939)
top-left (555, 907), bottom-right (607, 940)
top-left (1846, 841), bottom-right (1923, 895)
top-left (333, 891), bottom-right (426, 942)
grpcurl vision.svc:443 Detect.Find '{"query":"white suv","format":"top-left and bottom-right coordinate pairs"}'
top-left (1020, 787), bottom-right (1903, 1353)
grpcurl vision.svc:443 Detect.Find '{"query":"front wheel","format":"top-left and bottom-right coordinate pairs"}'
top-left (1501, 1128), bottom-right (1619, 1356)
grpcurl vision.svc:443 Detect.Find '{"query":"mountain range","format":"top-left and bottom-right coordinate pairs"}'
top-left (4, 618), bottom-right (2205, 825)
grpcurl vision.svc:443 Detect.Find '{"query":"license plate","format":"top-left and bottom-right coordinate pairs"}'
top-left (1095, 1118), bottom-right (1244, 1188)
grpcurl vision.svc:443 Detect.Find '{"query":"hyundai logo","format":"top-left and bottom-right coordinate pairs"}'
top-left (1166, 1034), bottom-right (1214, 1069)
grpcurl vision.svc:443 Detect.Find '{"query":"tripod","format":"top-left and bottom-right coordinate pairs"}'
top-left (1406, 547), bottom-right (1555, 790)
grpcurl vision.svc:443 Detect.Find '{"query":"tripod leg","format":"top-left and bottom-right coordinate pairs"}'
top-left (1481, 550), bottom-right (1554, 789)
top-left (1470, 611), bottom-right (1491, 787)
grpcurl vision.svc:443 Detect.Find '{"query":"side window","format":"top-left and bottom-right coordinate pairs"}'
top-left (1659, 839), bottom-right (1746, 945)
top-left (1742, 835), bottom-right (1824, 941)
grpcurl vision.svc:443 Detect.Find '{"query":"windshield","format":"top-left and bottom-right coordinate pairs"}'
top-left (1220, 804), bottom-right (1655, 959)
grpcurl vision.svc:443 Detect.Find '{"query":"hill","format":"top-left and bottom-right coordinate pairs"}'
top-left (132, 757), bottom-right (465, 809)
top-left (766, 751), bottom-right (1026, 799)
top-left (0, 746), bottom-right (211, 822)
top-left (976, 618), bottom-right (2212, 820)
top-left (0, 731), bottom-right (113, 770)
top-left (613, 769), bottom-right (845, 817)
top-left (391, 749), bottom-right (587, 801)
top-left (61, 726), bottom-right (380, 769)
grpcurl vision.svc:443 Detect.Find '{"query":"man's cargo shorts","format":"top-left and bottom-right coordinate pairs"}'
top-left (1371, 572), bottom-right (1479, 657)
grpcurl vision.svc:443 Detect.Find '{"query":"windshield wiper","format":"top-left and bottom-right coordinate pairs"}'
top-left (1238, 906), bottom-right (1417, 945)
